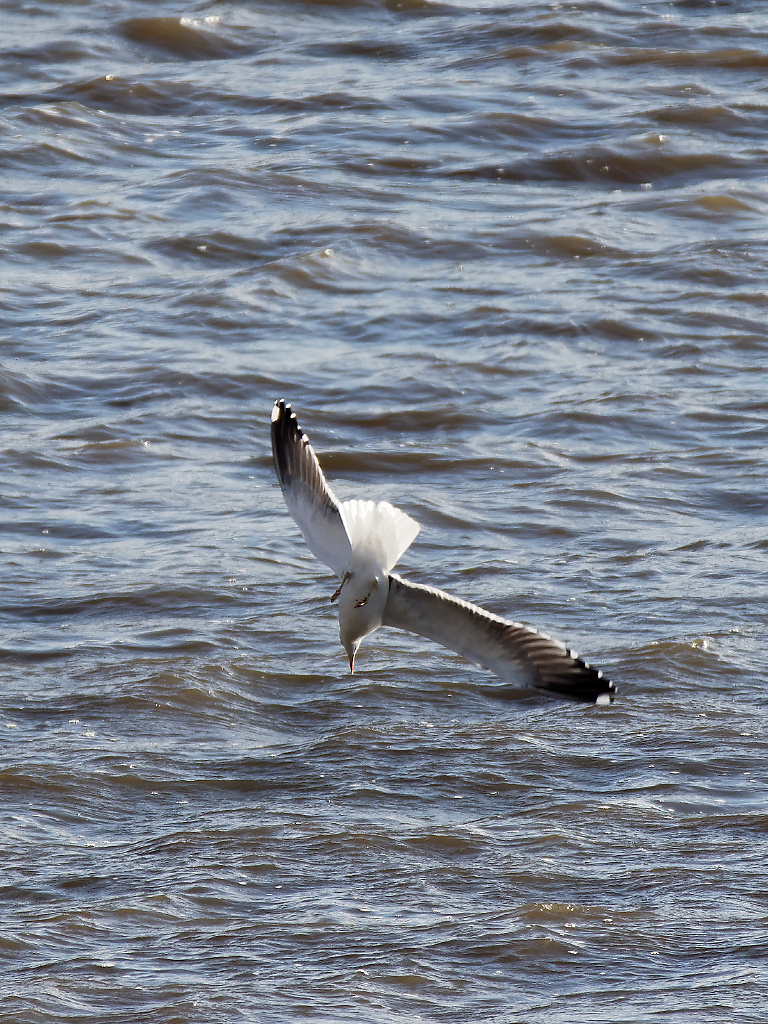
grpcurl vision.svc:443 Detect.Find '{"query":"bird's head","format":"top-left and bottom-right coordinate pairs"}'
top-left (338, 570), bottom-right (388, 672)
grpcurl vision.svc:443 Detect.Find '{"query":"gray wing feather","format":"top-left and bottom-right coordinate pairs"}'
top-left (271, 400), bottom-right (352, 577)
top-left (383, 574), bottom-right (614, 704)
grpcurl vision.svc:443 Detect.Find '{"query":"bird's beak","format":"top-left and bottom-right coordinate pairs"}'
top-left (348, 653), bottom-right (355, 674)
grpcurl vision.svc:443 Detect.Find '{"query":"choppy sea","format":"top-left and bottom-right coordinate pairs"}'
top-left (2, 1), bottom-right (768, 1021)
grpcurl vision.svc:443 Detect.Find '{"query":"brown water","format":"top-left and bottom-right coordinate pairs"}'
top-left (2, 1), bottom-right (768, 1021)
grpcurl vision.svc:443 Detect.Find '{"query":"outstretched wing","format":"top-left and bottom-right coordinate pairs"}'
top-left (383, 574), bottom-right (614, 704)
top-left (271, 400), bottom-right (352, 577)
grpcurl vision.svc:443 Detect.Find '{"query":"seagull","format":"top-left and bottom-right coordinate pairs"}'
top-left (270, 400), bottom-right (615, 705)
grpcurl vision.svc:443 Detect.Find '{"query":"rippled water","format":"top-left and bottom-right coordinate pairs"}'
top-left (2, 1), bottom-right (768, 1021)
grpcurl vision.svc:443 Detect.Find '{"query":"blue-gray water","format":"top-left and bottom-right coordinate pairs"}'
top-left (2, 1), bottom-right (768, 1021)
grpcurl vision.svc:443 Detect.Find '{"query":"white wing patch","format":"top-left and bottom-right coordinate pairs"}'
top-left (340, 499), bottom-right (420, 573)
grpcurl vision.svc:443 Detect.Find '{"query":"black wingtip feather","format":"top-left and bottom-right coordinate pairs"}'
top-left (506, 623), bottom-right (615, 704)
top-left (535, 657), bottom-right (615, 704)
top-left (271, 400), bottom-right (339, 519)
top-left (270, 400), bottom-right (288, 483)
top-left (271, 399), bottom-right (302, 490)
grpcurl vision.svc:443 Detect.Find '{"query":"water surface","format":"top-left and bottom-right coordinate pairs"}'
top-left (2, 1), bottom-right (768, 1021)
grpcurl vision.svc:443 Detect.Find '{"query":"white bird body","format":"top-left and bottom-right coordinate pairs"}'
top-left (271, 400), bottom-right (615, 705)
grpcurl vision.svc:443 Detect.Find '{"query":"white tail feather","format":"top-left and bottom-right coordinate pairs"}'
top-left (340, 499), bottom-right (420, 572)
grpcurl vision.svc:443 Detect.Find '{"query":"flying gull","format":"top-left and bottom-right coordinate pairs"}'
top-left (271, 400), bottom-right (615, 705)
